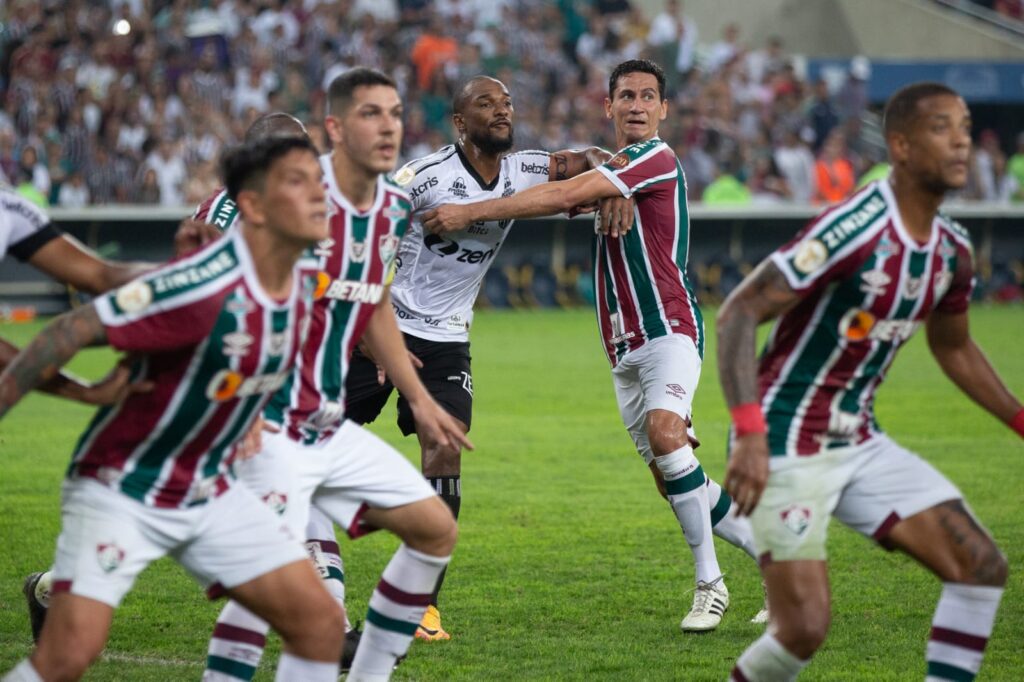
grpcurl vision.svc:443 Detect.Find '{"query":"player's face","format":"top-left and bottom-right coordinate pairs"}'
top-left (327, 85), bottom-right (404, 175)
top-left (261, 149), bottom-right (329, 245)
top-left (898, 94), bottom-right (972, 193)
top-left (606, 72), bottom-right (667, 145)
top-left (456, 79), bottom-right (514, 155)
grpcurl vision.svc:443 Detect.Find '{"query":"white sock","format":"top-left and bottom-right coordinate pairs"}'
top-left (734, 633), bottom-right (808, 681)
top-left (204, 601), bottom-right (270, 681)
top-left (349, 545), bottom-right (449, 680)
top-left (706, 477), bottom-right (758, 560)
top-left (305, 506), bottom-right (351, 630)
top-left (274, 652), bottom-right (338, 682)
top-left (925, 583), bottom-right (1003, 681)
top-left (2, 660), bottom-right (43, 682)
top-left (655, 445), bottom-right (721, 583)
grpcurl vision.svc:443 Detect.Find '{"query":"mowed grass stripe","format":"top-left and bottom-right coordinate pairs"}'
top-left (1, 305), bottom-right (1021, 680)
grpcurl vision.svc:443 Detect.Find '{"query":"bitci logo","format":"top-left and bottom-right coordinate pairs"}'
top-left (780, 505), bottom-right (811, 537)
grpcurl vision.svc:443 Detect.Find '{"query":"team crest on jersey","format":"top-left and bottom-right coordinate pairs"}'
top-left (903, 276), bottom-right (923, 298)
top-left (96, 542), bottom-right (125, 573)
top-left (933, 270), bottom-right (954, 300)
top-left (792, 239), bottom-right (827, 274)
top-left (393, 165), bottom-right (416, 187)
top-left (939, 241), bottom-right (957, 260)
top-left (222, 331), bottom-right (254, 357)
top-left (379, 234), bottom-right (400, 265)
top-left (780, 505), bottom-right (811, 537)
top-left (350, 241), bottom-right (367, 263)
top-left (226, 297), bottom-right (255, 315)
top-left (875, 235), bottom-right (899, 259)
top-left (448, 177), bottom-right (468, 198)
top-left (384, 203), bottom-right (408, 222)
top-left (609, 153), bottom-right (630, 169)
top-left (314, 238), bottom-right (335, 258)
top-left (267, 331), bottom-right (288, 356)
top-left (859, 269), bottom-right (891, 296)
top-left (114, 280), bottom-right (153, 314)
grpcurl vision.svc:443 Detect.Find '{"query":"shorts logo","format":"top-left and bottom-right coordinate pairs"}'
top-left (665, 383), bottom-right (687, 399)
top-left (792, 239), bottom-right (827, 274)
top-left (780, 505), bottom-right (811, 537)
top-left (96, 542), bottom-right (125, 573)
top-left (448, 371), bottom-right (473, 396)
top-left (262, 492), bottom-right (288, 515)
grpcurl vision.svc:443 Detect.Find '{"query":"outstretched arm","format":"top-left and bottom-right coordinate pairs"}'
top-left (361, 288), bottom-right (473, 452)
top-left (926, 310), bottom-right (1023, 435)
top-left (0, 305), bottom-right (108, 419)
top-left (549, 147), bottom-right (613, 181)
top-left (29, 235), bottom-right (153, 295)
top-left (717, 259), bottom-right (803, 515)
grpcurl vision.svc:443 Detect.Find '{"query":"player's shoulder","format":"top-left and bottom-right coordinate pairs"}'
top-left (606, 138), bottom-right (673, 171)
top-left (804, 182), bottom-right (891, 244)
top-left (503, 149), bottom-right (551, 177)
top-left (382, 175), bottom-right (412, 203)
top-left (394, 145), bottom-right (458, 183)
top-left (128, 233), bottom-right (243, 312)
top-left (193, 187), bottom-right (234, 225)
top-left (935, 211), bottom-right (972, 250)
top-left (0, 187), bottom-right (49, 230)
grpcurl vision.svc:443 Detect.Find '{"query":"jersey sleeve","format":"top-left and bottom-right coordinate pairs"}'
top-left (934, 239), bottom-right (975, 315)
top-left (508, 150), bottom-right (553, 191)
top-left (2, 193), bottom-right (62, 261)
top-left (192, 189), bottom-right (238, 232)
top-left (595, 141), bottom-right (677, 199)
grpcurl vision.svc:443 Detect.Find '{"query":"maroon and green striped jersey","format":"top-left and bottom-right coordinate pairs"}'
top-left (264, 157), bottom-right (410, 444)
top-left (192, 188), bottom-right (239, 231)
top-left (759, 180), bottom-right (974, 456)
top-left (71, 228), bottom-right (315, 508)
top-left (592, 137), bottom-right (703, 367)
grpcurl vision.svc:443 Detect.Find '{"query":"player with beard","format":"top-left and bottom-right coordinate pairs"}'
top-left (344, 75), bottom-right (633, 640)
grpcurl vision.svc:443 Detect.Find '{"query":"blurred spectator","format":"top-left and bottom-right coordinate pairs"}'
top-left (703, 166), bottom-right (752, 205)
top-left (17, 145), bottom-right (50, 198)
top-left (144, 138), bottom-right (187, 206)
top-left (836, 56), bottom-right (870, 123)
top-left (1007, 132), bottom-right (1024, 202)
top-left (774, 127), bottom-right (817, 203)
top-left (970, 129), bottom-right (1004, 201)
top-left (748, 154), bottom-right (791, 203)
top-left (807, 78), bottom-right (839, 153)
top-left (57, 171), bottom-right (90, 208)
top-left (814, 129), bottom-right (856, 203)
top-left (705, 23), bottom-right (742, 74)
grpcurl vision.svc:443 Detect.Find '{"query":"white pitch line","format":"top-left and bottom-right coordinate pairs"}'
top-left (100, 651), bottom-right (204, 668)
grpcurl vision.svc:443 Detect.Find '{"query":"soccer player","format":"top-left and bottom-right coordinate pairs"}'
top-left (422, 59), bottom-right (763, 631)
top-left (202, 68), bottom-right (471, 682)
top-left (718, 82), bottom-right (1022, 681)
top-left (0, 136), bottom-right (348, 682)
top-left (344, 74), bottom-right (634, 640)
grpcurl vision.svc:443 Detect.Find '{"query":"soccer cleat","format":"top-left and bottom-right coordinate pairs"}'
top-left (23, 571), bottom-right (52, 642)
top-left (680, 576), bottom-right (730, 632)
top-left (414, 605), bottom-right (450, 641)
top-left (751, 581), bottom-right (769, 624)
top-left (340, 625), bottom-right (362, 672)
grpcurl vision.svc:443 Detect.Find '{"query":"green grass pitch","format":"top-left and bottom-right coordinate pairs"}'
top-left (1, 305), bottom-right (1021, 680)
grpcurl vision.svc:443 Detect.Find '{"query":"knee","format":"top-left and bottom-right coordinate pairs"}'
top-left (646, 413), bottom-right (688, 457)
top-left (281, 599), bottom-right (346, 648)
top-left (422, 505), bottom-right (459, 556)
top-left (958, 543), bottom-right (1009, 587)
top-left (34, 632), bottom-right (104, 681)
top-left (775, 609), bottom-right (830, 659)
top-left (421, 441), bottom-right (462, 477)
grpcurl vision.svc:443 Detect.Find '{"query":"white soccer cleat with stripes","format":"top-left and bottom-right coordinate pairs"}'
top-left (681, 577), bottom-right (729, 632)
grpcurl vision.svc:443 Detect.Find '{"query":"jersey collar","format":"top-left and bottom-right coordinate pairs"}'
top-left (455, 142), bottom-right (501, 192)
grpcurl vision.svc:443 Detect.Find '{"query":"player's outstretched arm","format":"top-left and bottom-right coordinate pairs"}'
top-left (717, 259), bottom-right (803, 515)
top-left (360, 288), bottom-right (474, 452)
top-left (926, 310), bottom-right (1024, 437)
top-left (29, 235), bottom-right (153, 295)
top-left (0, 304), bottom-right (108, 420)
top-left (550, 148), bottom-right (635, 238)
top-left (422, 169), bottom-right (621, 234)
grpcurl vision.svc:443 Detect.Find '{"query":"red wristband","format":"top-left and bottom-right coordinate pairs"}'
top-left (731, 403), bottom-right (767, 438)
top-left (1010, 408), bottom-right (1024, 438)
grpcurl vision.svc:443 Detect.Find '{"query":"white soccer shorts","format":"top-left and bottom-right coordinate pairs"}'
top-left (750, 433), bottom-right (963, 562)
top-left (234, 420), bottom-right (437, 540)
top-left (611, 334), bottom-right (701, 464)
top-left (51, 478), bottom-right (307, 608)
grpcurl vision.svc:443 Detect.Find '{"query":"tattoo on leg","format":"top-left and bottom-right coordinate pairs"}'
top-left (935, 500), bottom-right (1003, 584)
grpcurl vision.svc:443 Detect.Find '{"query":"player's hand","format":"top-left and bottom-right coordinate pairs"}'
top-left (78, 357), bottom-right (154, 405)
top-left (422, 204), bottom-right (473, 234)
top-left (174, 219), bottom-right (222, 258)
top-left (723, 434), bottom-right (770, 516)
top-left (568, 201), bottom-right (598, 218)
top-left (409, 397), bottom-right (474, 453)
top-left (376, 351), bottom-right (423, 386)
top-left (234, 416), bottom-right (264, 461)
top-left (598, 196), bottom-right (634, 239)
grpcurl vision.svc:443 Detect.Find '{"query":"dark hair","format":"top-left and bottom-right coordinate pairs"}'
top-left (221, 136), bottom-right (319, 202)
top-left (883, 82), bottom-right (959, 136)
top-left (327, 67), bottom-right (397, 116)
top-left (244, 112), bottom-right (307, 143)
top-left (609, 59), bottom-right (667, 101)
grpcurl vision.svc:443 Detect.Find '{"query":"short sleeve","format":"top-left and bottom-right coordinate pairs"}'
top-left (2, 193), bottom-right (61, 261)
top-left (595, 142), bottom-right (677, 199)
top-left (934, 243), bottom-right (974, 315)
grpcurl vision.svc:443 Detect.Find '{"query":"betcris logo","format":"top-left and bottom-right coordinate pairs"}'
top-left (410, 176), bottom-right (438, 199)
top-left (521, 161), bottom-right (547, 175)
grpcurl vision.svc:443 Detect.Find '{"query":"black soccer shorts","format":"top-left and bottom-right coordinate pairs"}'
top-left (345, 333), bottom-right (473, 436)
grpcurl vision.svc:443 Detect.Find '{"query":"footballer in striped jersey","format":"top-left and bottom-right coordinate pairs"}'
top-left (424, 60), bottom-right (766, 632)
top-left (720, 83), bottom-right (1022, 681)
top-left (0, 137), bottom-right (352, 682)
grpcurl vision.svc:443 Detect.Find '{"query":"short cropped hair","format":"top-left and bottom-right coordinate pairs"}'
top-left (327, 67), bottom-right (397, 116)
top-left (243, 112), bottom-right (307, 143)
top-left (609, 59), bottom-right (667, 101)
top-left (883, 82), bottom-right (959, 136)
top-left (222, 136), bottom-right (319, 202)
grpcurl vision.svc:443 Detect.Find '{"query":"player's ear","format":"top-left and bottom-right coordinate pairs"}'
top-left (659, 99), bottom-right (668, 121)
top-left (887, 130), bottom-right (910, 165)
top-left (324, 115), bottom-right (344, 146)
top-left (236, 189), bottom-right (266, 227)
top-left (604, 97), bottom-right (612, 120)
top-left (452, 112), bottom-right (465, 135)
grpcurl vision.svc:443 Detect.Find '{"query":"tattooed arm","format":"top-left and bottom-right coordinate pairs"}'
top-left (0, 305), bottom-right (108, 420)
top-left (717, 259), bottom-right (803, 514)
top-left (0, 335), bottom-right (137, 405)
top-left (548, 147), bottom-right (613, 181)
top-left (550, 148), bottom-right (634, 238)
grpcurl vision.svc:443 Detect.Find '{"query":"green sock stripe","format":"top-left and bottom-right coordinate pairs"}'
top-left (206, 655), bottom-right (257, 681)
top-left (665, 465), bottom-right (705, 496)
top-left (710, 486), bottom-right (733, 526)
top-left (325, 566), bottom-right (344, 583)
top-left (366, 607), bottom-right (419, 636)
top-left (926, 661), bottom-right (976, 681)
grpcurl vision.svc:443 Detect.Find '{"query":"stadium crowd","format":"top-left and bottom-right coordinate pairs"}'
top-left (2, 0), bottom-right (1023, 209)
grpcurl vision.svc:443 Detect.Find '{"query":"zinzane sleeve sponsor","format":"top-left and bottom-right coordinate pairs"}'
top-left (594, 142), bottom-right (676, 199)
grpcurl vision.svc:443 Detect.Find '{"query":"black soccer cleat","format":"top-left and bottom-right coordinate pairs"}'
top-left (22, 572), bottom-right (50, 643)
top-left (340, 625), bottom-right (362, 672)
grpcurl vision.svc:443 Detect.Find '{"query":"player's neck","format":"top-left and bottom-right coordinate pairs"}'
top-left (331, 153), bottom-right (379, 212)
top-left (241, 223), bottom-right (300, 299)
top-left (888, 174), bottom-right (943, 242)
top-left (616, 131), bottom-right (657, 150)
top-left (458, 140), bottom-right (502, 185)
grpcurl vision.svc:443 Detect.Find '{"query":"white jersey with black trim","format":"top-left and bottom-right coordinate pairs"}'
top-left (389, 144), bottom-right (551, 342)
top-left (0, 188), bottom-right (58, 262)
